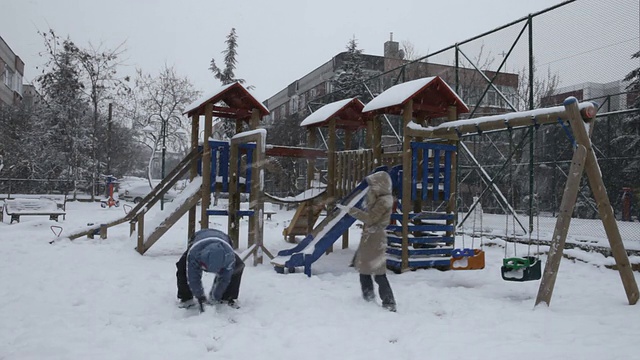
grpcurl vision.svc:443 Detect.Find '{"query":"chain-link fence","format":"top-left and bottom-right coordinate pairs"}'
top-left (351, 0), bottom-right (640, 248)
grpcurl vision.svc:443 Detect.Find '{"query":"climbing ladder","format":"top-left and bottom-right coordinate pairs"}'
top-left (386, 142), bottom-right (456, 271)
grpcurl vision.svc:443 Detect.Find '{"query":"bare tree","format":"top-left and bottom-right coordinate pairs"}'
top-left (75, 41), bottom-right (129, 199)
top-left (132, 64), bottom-right (200, 187)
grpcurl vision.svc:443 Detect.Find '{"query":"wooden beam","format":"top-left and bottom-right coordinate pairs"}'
top-left (200, 104), bottom-right (213, 230)
top-left (306, 130), bottom-right (316, 189)
top-left (446, 106), bottom-right (457, 240)
top-left (327, 118), bottom-right (337, 204)
top-left (564, 98), bottom-right (638, 305)
top-left (409, 102), bottom-right (597, 139)
top-left (188, 113), bottom-right (199, 242)
top-left (401, 100), bottom-right (413, 271)
top-left (535, 144), bottom-right (587, 306)
top-left (265, 145), bottom-right (326, 159)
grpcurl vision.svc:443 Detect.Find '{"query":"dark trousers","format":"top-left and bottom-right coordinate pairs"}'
top-left (360, 274), bottom-right (396, 306)
top-left (176, 251), bottom-right (245, 302)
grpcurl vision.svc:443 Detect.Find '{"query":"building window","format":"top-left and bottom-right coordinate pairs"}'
top-left (4, 68), bottom-right (13, 88)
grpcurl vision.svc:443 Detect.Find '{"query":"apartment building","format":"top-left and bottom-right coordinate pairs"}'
top-left (542, 80), bottom-right (638, 111)
top-left (263, 34), bottom-right (519, 125)
top-left (0, 35), bottom-right (25, 106)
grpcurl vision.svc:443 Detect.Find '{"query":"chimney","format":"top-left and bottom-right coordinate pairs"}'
top-left (384, 32), bottom-right (400, 59)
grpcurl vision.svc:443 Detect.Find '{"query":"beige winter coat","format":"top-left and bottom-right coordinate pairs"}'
top-left (348, 171), bottom-right (393, 275)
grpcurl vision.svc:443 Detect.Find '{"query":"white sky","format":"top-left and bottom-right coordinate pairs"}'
top-left (2, 0), bottom-right (565, 102)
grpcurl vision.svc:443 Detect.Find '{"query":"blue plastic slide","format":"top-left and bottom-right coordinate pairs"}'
top-left (272, 180), bottom-right (369, 276)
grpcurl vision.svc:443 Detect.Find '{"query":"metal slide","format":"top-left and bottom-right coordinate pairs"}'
top-left (271, 181), bottom-right (369, 276)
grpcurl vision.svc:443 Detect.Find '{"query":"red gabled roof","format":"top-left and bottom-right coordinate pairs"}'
top-left (300, 98), bottom-right (369, 130)
top-left (362, 76), bottom-right (469, 118)
top-left (184, 82), bottom-right (269, 120)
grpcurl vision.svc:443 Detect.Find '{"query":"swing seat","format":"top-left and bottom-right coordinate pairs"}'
top-left (450, 248), bottom-right (485, 270)
top-left (501, 256), bottom-right (541, 281)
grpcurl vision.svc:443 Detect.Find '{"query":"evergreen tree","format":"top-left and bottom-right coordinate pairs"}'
top-left (209, 28), bottom-right (250, 138)
top-left (334, 37), bottom-right (368, 100)
top-left (209, 28), bottom-right (246, 86)
top-left (37, 30), bottom-right (94, 197)
top-left (609, 50), bottom-right (640, 194)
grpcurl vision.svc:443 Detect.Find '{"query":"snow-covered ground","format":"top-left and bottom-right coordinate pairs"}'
top-left (1, 200), bottom-right (639, 359)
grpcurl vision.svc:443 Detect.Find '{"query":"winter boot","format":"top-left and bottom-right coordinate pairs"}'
top-left (383, 303), bottom-right (397, 312)
top-left (178, 298), bottom-right (196, 309)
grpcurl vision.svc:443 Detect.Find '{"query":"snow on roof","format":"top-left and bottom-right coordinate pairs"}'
top-left (300, 98), bottom-right (355, 127)
top-left (184, 83), bottom-right (236, 115)
top-left (183, 82), bottom-right (269, 116)
top-left (362, 76), bottom-right (467, 114)
top-left (363, 77), bottom-right (436, 113)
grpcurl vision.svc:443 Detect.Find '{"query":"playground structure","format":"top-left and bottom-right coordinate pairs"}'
top-left (57, 76), bottom-right (637, 306)
top-left (100, 175), bottom-right (120, 208)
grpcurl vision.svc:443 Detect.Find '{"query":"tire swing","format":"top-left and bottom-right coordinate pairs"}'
top-left (501, 128), bottom-right (541, 282)
top-left (451, 196), bottom-right (485, 270)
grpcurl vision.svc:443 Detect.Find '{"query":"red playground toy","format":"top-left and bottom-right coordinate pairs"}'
top-left (101, 175), bottom-right (120, 208)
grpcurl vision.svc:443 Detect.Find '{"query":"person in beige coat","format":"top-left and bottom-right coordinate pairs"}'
top-left (339, 170), bottom-right (397, 312)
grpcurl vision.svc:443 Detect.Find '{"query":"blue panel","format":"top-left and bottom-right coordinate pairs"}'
top-left (387, 224), bottom-right (453, 232)
top-left (386, 247), bottom-right (453, 257)
top-left (211, 146), bottom-right (218, 192)
top-left (245, 147), bottom-right (253, 193)
top-left (444, 151), bottom-right (451, 200)
top-left (411, 146), bottom-right (418, 201)
top-left (386, 258), bottom-right (451, 269)
top-left (387, 235), bottom-right (454, 245)
top-left (221, 144), bottom-right (229, 192)
top-left (433, 149), bottom-right (440, 201)
top-left (421, 147), bottom-right (428, 202)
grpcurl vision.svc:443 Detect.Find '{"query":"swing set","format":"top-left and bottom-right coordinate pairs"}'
top-left (408, 95), bottom-right (638, 305)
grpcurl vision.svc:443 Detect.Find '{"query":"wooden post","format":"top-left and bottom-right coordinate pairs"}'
top-left (327, 118), bottom-right (337, 204)
top-left (228, 138), bottom-right (240, 249)
top-left (188, 113), bottom-right (199, 242)
top-left (446, 106), bottom-right (457, 240)
top-left (200, 103), bottom-right (213, 230)
top-left (136, 213), bottom-right (145, 255)
top-left (235, 119), bottom-right (244, 135)
top-left (249, 132), bottom-right (264, 264)
top-left (372, 116), bottom-right (383, 166)
top-left (99, 224), bottom-right (107, 239)
top-left (345, 129), bottom-right (353, 151)
top-left (565, 98), bottom-right (638, 305)
top-left (536, 145), bottom-right (587, 306)
top-left (249, 108), bottom-right (260, 130)
top-left (307, 129), bottom-right (317, 189)
top-left (401, 100), bottom-right (413, 271)
top-left (536, 97), bottom-right (638, 306)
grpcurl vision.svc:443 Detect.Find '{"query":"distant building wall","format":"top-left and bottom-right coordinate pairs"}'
top-left (0, 36), bottom-right (24, 106)
top-left (263, 37), bottom-right (519, 124)
top-left (542, 80), bottom-right (635, 111)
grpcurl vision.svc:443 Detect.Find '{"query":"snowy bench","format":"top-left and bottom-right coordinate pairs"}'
top-left (264, 203), bottom-right (276, 220)
top-left (8, 194), bottom-right (67, 211)
top-left (4, 198), bottom-right (66, 224)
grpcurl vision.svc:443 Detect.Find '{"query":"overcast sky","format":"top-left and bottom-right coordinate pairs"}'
top-left (1, 0), bottom-right (594, 101)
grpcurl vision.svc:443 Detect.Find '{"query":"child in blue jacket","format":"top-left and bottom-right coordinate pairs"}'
top-left (176, 228), bottom-right (245, 311)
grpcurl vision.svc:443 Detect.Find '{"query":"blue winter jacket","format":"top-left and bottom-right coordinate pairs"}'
top-left (186, 229), bottom-right (236, 301)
